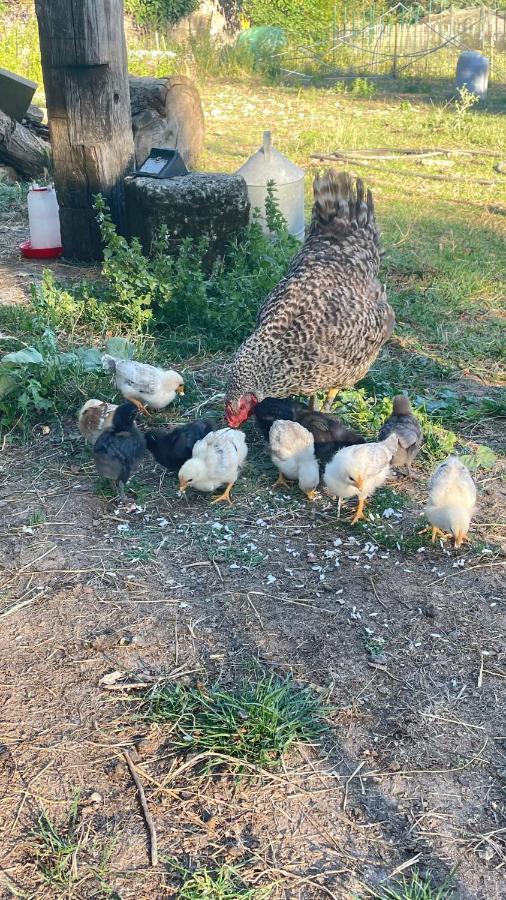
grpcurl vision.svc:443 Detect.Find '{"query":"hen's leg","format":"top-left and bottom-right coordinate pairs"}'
top-left (323, 387), bottom-right (339, 411)
top-left (272, 472), bottom-right (290, 490)
top-left (350, 496), bottom-right (366, 525)
top-left (212, 483), bottom-right (234, 504)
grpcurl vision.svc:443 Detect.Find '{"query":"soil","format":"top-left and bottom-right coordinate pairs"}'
top-left (0, 218), bottom-right (505, 900)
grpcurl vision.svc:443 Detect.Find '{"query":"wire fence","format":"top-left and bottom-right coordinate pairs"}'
top-left (275, 4), bottom-right (506, 84)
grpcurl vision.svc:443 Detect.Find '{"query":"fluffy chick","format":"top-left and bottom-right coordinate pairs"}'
top-left (102, 355), bottom-right (184, 413)
top-left (324, 432), bottom-right (398, 523)
top-left (178, 428), bottom-right (248, 504)
top-left (269, 420), bottom-right (320, 499)
top-left (254, 397), bottom-right (364, 462)
top-left (78, 399), bottom-right (117, 447)
top-left (425, 456), bottom-right (476, 548)
top-left (378, 395), bottom-right (423, 475)
top-left (145, 419), bottom-right (217, 472)
top-left (93, 401), bottom-right (146, 498)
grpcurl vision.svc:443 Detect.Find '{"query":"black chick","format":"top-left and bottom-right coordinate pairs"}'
top-left (296, 410), bottom-right (365, 464)
top-left (254, 397), bottom-right (365, 463)
top-left (378, 395), bottom-right (423, 476)
top-left (93, 401), bottom-right (146, 498)
top-left (253, 398), bottom-right (299, 441)
top-left (145, 419), bottom-right (217, 472)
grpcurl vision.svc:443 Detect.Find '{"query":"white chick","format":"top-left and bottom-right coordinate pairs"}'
top-left (323, 433), bottom-right (398, 524)
top-left (102, 355), bottom-right (184, 413)
top-left (425, 456), bottom-right (476, 547)
top-left (178, 428), bottom-right (248, 504)
top-left (78, 399), bottom-right (117, 446)
top-left (269, 420), bottom-right (319, 500)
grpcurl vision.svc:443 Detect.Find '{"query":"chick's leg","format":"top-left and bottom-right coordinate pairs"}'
top-left (350, 496), bottom-right (366, 525)
top-left (128, 397), bottom-right (151, 417)
top-left (212, 483), bottom-right (234, 505)
top-left (272, 472), bottom-right (290, 489)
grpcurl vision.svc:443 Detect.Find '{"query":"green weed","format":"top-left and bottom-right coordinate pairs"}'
top-left (367, 869), bottom-right (455, 900)
top-left (30, 799), bottom-right (81, 890)
top-left (167, 859), bottom-right (273, 899)
top-left (141, 671), bottom-right (329, 769)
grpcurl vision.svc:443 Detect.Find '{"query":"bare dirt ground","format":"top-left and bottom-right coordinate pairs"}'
top-left (1, 224), bottom-right (505, 900)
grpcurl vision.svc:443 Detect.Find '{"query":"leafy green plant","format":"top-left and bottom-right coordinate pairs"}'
top-left (336, 389), bottom-right (456, 466)
top-left (125, 0), bottom-right (199, 28)
top-left (0, 329), bottom-right (117, 439)
top-left (452, 85), bottom-right (480, 134)
top-left (351, 77), bottom-right (377, 98)
top-left (141, 671), bottom-right (329, 769)
top-left (167, 860), bottom-right (273, 900)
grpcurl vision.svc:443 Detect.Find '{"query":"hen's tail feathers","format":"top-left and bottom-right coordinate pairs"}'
top-left (309, 170), bottom-right (379, 244)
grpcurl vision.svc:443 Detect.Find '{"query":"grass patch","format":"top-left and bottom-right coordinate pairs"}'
top-left (141, 671), bottom-right (329, 769)
top-left (167, 859), bottom-right (273, 899)
top-left (366, 869), bottom-right (455, 900)
top-left (30, 799), bottom-right (81, 890)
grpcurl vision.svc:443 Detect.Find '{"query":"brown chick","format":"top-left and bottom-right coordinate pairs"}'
top-left (78, 399), bottom-right (117, 447)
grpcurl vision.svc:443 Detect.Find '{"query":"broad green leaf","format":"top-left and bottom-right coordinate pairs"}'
top-left (0, 347), bottom-right (44, 366)
top-left (460, 444), bottom-right (496, 471)
top-left (0, 371), bottom-right (17, 399)
top-left (105, 337), bottom-right (134, 359)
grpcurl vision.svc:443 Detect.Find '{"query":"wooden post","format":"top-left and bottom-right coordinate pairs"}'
top-left (34, 0), bottom-right (135, 260)
top-left (392, 20), bottom-right (399, 79)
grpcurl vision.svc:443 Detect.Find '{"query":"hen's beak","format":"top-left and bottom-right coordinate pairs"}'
top-left (354, 475), bottom-right (364, 492)
top-left (176, 385), bottom-right (185, 395)
top-left (179, 479), bottom-right (189, 492)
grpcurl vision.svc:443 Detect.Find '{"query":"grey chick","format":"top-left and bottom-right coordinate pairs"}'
top-left (93, 401), bottom-right (146, 498)
top-left (378, 395), bottom-right (423, 476)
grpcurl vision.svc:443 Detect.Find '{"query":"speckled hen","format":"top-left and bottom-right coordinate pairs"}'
top-left (225, 170), bottom-right (395, 427)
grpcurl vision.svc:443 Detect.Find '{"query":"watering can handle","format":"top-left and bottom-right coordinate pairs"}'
top-left (263, 131), bottom-right (272, 161)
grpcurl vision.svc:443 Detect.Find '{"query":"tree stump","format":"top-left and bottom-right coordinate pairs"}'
top-left (34, 0), bottom-right (135, 260)
top-left (129, 75), bottom-right (204, 170)
top-left (0, 110), bottom-right (50, 180)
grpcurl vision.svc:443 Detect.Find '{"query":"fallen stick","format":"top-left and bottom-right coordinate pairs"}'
top-left (123, 750), bottom-right (158, 866)
top-left (310, 154), bottom-right (499, 185)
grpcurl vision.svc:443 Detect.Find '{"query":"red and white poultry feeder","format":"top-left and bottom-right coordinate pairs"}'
top-left (20, 183), bottom-right (63, 259)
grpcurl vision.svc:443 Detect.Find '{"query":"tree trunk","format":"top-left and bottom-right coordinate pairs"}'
top-left (129, 75), bottom-right (204, 169)
top-left (0, 110), bottom-right (50, 179)
top-left (34, 0), bottom-right (135, 260)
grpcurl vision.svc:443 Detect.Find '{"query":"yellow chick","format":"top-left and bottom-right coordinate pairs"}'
top-left (425, 456), bottom-right (476, 547)
top-left (268, 419), bottom-right (319, 499)
top-left (78, 399), bottom-right (117, 446)
top-left (102, 355), bottom-right (184, 414)
top-left (323, 433), bottom-right (398, 523)
top-left (178, 428), bottom-right (248, 504)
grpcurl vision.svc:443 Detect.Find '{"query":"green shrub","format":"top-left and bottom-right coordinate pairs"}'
top-left (125, 0), bottom-right (199, 27)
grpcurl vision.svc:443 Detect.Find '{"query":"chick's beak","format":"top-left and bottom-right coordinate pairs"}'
top-left (354, 475), bottom-right (364, 492)
top-left (179, 479), bottom-right (189, 492)
top-left (176, 385), bottom-right (185, 395)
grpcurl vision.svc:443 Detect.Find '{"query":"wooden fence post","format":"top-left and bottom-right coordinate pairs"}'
top-left (392, 20), bottom-right (399, 78)
top-left (34, 0), bottom-right (135, 260)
